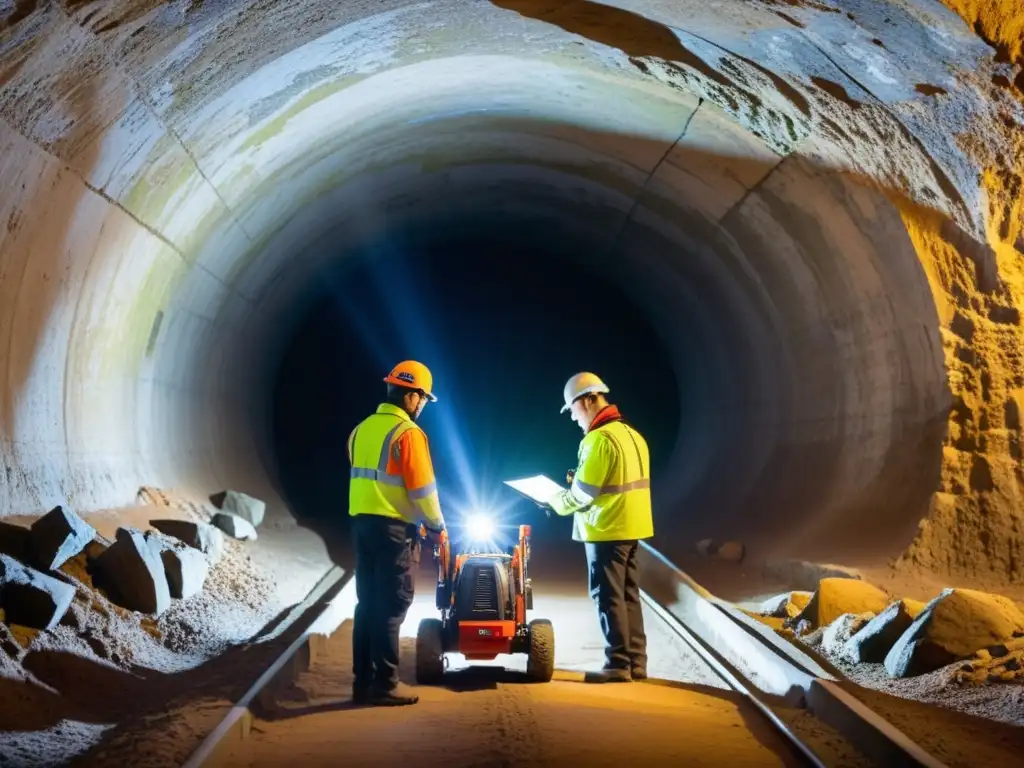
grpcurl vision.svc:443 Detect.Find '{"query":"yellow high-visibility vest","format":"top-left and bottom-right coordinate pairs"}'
top-left (551, 419), bottom-right (654, 542)
top-left (347, 403), bottom-right (444, 528)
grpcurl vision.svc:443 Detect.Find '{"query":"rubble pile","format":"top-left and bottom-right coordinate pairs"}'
top-left (0, 488), bottom-right (268, 661)
top-left (954, 638), bottom-right (1024, 684)
top-left (749, 576), bottom-right (1024, 696)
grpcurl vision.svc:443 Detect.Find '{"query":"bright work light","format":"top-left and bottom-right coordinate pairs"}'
top-left (465, 512), bottom-right (495, 541)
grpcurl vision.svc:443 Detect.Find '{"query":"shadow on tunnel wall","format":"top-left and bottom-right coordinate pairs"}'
top-left (252, 118), bottom-right (959, 571)
top-left (491, 0), bottom-right (814, 133)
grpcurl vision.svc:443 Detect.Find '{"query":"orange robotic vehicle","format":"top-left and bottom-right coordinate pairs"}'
top-left (415, 518), bottom-right (555, 683)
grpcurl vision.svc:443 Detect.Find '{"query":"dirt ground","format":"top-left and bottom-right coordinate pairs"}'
top-left (223, 552), bottom-right (807, 768)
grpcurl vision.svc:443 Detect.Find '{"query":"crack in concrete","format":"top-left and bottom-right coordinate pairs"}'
top-left (718, 153), bottom-right (789, 226)
top-left (53, 4), bottom-right (258, 254)
top-left (604, 4), bottom-right (972, 228)
top-left (606, 97), bottom-right (704, 259)
top-left (676, 15), bottom-right (973, 226)
top-left (1, 109), bottom-right (252, 372)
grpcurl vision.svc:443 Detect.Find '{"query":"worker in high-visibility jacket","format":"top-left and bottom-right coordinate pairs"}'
top-left (547, 372), bottom-right (653, 683)
top-left (348, 360), bottom-right (447, 706)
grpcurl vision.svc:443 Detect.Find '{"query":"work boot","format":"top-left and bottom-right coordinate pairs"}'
top-left (631, 667), bottom-right (648, 681)
top-left (370, 682), bottom-right (420, 706)
top-left (587, 667), bottom-right (632, 683)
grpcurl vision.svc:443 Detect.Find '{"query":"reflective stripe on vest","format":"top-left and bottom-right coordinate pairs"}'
top-left (573, 422), bottom-right (650, 497)
top-left (349, 420), bottom-right (438, 500)
top-left (350, 421), bottom-right (410, 487)
top-left (573, 477), bottom-right (651, 497)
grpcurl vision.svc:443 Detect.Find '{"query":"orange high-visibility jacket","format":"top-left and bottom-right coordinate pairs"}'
top-left (347, 403), bottom-right (445, 529)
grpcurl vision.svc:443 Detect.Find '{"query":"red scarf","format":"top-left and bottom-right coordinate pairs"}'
top-left (587, 404), bottom-right (622, 433)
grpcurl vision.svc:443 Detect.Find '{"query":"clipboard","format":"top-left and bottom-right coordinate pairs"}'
top-left (502, 474), bottom-right (566, 507)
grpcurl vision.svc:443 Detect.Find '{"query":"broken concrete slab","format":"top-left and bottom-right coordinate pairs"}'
top-left (29, 505), bottom-right (96, 571)
top-left (788, 591), bottom-right (813, 617)
top-left (793, 578), bottom-right (889, 629)
top-left (845, 599), bottom-right (926, 664)
top-left (93, 528), bottom-right (171, 616)
top-left (212, 512), bottom-right (257, 541)
top-left (218, 490), bottom-right (265, 528)
top-left (885, 588), bottom-right (1024, 678)
top-left (821, 612), bottom-right (874, 662)
top-left (159, 547), bottom-right (208, 599)
top-left (143, 529), bottom-right (208, 598)
top-left (149, 519), bottom-right (225, 564)
top-left (0, 554), bottom-right (76, 630)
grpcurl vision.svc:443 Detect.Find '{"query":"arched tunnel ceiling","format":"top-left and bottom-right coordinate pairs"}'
top-left (0, 0), bottom-right (1022, 579)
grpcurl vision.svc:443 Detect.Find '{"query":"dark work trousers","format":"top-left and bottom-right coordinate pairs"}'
top-left (351, 514), bottom-right (418, 692)
top-left (585, 540), bottom-right (647, 673)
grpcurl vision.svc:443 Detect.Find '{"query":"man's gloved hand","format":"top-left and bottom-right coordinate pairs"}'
top-left (566, 469), bottom-right (576, 485)
top-left (424, 524), bottom-right (446, 546)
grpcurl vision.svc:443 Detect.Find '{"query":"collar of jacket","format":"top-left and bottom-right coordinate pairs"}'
top-left (377, 402), bottom-right (412, 422)
top-left (587, 404), bottom-right (622, 433)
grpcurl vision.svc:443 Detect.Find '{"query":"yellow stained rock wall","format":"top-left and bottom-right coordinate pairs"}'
top-left (894, 16), bottom-right (1024, 580)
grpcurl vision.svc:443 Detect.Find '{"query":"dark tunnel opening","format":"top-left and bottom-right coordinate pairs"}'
top-left (244, 110), bottom-right (950, 574)
top-left (270, 221), bottom-right (684, 548)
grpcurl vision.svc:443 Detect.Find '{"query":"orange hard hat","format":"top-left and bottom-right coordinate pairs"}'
top-left (383, 360), bottom-right (438, 402)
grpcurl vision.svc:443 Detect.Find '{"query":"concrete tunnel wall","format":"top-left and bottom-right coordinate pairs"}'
top-left (1, 0), bottom-right (1022, 578)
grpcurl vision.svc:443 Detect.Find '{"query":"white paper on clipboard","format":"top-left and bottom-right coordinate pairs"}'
top-left (503, 474), bottom-right (566, 506)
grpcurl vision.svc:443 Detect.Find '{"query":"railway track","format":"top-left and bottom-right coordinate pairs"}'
top-left (636, 543), bottom-right (948, 768)
top-left (639, 591), bottom-right (827, 767)
top-left (182, 543), bottom-right (948, 768)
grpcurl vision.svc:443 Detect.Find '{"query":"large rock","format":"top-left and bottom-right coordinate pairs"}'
top-left (757, 591), bottom-right (813, 619)
top-left (149, 519), bottom-right (225, 564)
top-left (821, 612), bottom-right (875, 661)
top-left (763, 560), bottom-right (863, 592)
top-left (93, 528), bottom-right (171, 616)
top-left (793, 578), bottom-right (890, 629)
top-left (212, 512), bottom-right (258, 541)
top-left (143, 530), bottom-right (208, 598)
top-left (219, 490), bottom-right (265, 528)
top-left (159, 547), bottom-right (208, 600)
top-left (0, 554), bottom-right (76, 630)
top-left (695, 539), bottom-right (745, 562)
top-left (885, 588), bottom-right (1024, 678)
top-left (716, 541), bottom-right (745, 563)
top-left (29, 505), bottom-right (96, 571)
top-left (845, 599), bottom-right (926, 664)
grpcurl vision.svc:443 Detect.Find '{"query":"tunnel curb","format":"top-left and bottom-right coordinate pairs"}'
top-left (180, 565), bottom-right (354, 768)
top-left (637, 542), bottom-right (948, 768)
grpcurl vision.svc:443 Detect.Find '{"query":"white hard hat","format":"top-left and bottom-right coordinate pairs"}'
top-left (561, 372), bottom-right (610, 413)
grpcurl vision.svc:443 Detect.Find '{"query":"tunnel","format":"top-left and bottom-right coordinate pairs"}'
top-left (3, 0), bottom-right (1021, 581)
top-left (2, 0), bottom-right (1024, 763)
